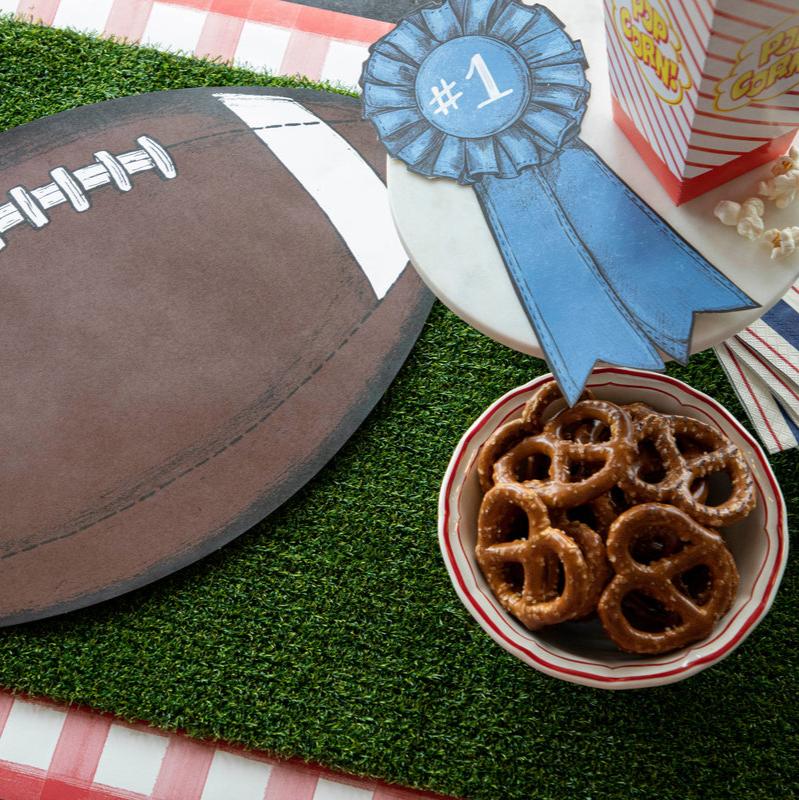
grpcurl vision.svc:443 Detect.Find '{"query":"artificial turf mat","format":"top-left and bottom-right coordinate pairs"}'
top-left (0, 16), bottom-right (797, 800)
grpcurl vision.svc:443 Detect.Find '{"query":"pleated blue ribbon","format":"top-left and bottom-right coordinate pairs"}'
top-left (360, 0), bottom-right (755, 404)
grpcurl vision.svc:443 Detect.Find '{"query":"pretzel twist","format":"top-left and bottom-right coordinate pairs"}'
top-left (598, 504), bottom-right (739, 654)
top-left (476, 484), bottom-right (591, 630)
top-left (477, 384), bottom-right (593, 493)
top-left (625, 406), bottom-right (710, 504)
top-left (621, 413), bottom-right (755, 527)
top-left (492, 401), bottom-right (634, 508)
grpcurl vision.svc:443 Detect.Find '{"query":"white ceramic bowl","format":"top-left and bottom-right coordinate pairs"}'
top-left (439, 368), bottom-right (789, 690)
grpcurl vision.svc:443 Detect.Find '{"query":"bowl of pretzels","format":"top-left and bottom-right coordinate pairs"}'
top-left (439, 367), bottom-right (788, 689)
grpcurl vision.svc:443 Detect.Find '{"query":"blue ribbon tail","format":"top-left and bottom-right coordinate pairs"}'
top-left (539, 142), bottom-right (757, 362)
top-left (475, 172), bottom-right (664, 405)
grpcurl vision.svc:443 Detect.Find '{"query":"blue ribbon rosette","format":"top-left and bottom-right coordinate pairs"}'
top-left (360, 0), bottom-right (755, 404)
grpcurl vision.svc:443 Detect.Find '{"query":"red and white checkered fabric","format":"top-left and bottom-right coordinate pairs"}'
top-left (0, 691), bottom-right (453, 800)
top-left (0, 0), bottom-right (393, 89)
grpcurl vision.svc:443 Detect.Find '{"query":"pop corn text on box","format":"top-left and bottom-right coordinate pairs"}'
top-left (605, 0), bottom-right (799, 204)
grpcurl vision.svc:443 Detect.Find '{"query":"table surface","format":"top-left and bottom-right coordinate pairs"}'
top-left (2, 13), bottom-right (798, 800)
top-left (388, 0), bottom-right (799, 359)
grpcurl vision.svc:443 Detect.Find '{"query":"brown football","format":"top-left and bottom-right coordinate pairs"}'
top-left (0, 86), bottom-right (431, 625)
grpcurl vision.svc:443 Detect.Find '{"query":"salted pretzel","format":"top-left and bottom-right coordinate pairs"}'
top-left (492, 401), bottom-right (635, 508)
top-left (621, 412), bottom-right (755, 527)
top-left (624, 404), bottom-right (711, 505)
top-left (598, 504), bottom-right (739, 654)
top-left (477, 384), bottom-right (593, 493)
top-left (476, 483), bottom-right (591, 630)
top-left (623, 408), bottom-right (711, 505)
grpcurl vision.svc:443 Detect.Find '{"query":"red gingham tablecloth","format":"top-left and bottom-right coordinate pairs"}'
top-left (0, 691), bottom-right (454, 800)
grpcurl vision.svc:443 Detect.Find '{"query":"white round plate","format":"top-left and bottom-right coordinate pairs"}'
top-left (439, 368), bottom-right (788, 689)
top-left (389, 0), bottom-right (799, 358)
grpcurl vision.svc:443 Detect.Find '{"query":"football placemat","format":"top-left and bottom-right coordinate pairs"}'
top-left (0, 85), bottom-right (431, 625)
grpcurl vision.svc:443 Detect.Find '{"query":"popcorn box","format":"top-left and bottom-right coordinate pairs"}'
top-left (605, 0), bottom-right (799, 204)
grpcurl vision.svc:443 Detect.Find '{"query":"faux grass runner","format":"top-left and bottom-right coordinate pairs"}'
top-left (0, 18), bottom-right (797, 800)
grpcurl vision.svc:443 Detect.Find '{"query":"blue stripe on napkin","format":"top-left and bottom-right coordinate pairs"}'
top-left (763, 300), bottom-right (799, 348)
top-left (778, 400), bottom-right (799, 444)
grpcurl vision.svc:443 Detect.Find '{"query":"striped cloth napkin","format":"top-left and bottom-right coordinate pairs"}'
top-left (715, 285), bottom-right (799, 454)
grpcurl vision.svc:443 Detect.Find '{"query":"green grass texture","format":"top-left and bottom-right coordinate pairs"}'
top-left (0, 17), bottom-right (797, 800)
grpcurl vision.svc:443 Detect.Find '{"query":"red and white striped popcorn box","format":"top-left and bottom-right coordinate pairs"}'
top-left (605, 0), bottom-right (799, 204)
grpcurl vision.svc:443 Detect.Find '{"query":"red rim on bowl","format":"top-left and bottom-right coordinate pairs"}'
top-left (438, 367), bottom-right (788, 690)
